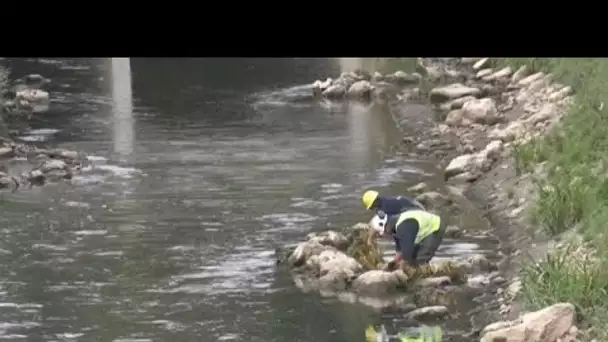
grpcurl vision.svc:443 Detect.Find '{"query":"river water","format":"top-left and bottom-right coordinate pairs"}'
top-left (0, 58), bottom-right (498, 341)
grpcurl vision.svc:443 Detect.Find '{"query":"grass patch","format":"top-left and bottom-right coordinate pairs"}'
top-left (500, 58), bottom-right (608, 338)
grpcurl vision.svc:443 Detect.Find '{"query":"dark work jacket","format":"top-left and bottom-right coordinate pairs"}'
top-left (375, 195), bottom-right (422, 216)
top-left (391, 218), bottom-right (420, 265)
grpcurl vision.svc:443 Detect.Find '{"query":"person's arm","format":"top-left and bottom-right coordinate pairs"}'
top-left (395, 218), bottom-right (420, 265)
top-left (393, 237), bottom-right (402, 261)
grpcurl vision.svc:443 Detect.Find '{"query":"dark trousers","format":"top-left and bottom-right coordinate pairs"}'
top-left (411, 217), bottom-right (447, 266)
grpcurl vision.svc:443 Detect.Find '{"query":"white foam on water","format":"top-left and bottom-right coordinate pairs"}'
top-left (26, 128), bottom-right (61, 135)
top-left (320, 183), bottom-right (344, 194)
top-left (63, 201), bottom-right (90, 208)
top-left (165, 249), bottom-right (275, 295)
top-left (86, 155), bottom-right (108, 162)
top-left (289, 198), bottom-right (328, 209)
top-left (71, 230), bottom-right (107, 236)
top-left (17, 135), bottom-right (49, 142)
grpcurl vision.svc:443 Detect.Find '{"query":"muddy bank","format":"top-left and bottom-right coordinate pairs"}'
top-left (303, 58), bottom-right (580, 341)
top-left (0, 69), bottom-right (89, 192)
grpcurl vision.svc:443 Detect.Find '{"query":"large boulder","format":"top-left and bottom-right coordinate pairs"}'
top-left (481, 303), bottom-right (576, 342)
top-left (351, 270), bottom-right (404, 296)
top-left (347, 80), bottom-right (374, 100)
top-left (287, 241), bottom-right (332, 267)
top-left (322, 84), bottom-right (347, 100)
top-left (444, 140), bottom-right (503, 181)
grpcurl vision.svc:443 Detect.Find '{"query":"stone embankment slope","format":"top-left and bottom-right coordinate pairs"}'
top-left (293, 57), bottom-right (583, 342)
top-left (0, 70), bottom-right (90, 192)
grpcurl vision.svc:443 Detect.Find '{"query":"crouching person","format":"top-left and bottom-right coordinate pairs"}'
top-left (368, 209), bottom-right (447, 270)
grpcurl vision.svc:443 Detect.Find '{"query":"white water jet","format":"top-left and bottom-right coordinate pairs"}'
top-left (346, 101), bottom-right (376, 170)
top-left (109, 58), bottom-right (134, 159)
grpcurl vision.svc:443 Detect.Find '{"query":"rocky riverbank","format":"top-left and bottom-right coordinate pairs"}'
top-left (275, 222), bottom-right (499, 317)
top-left (295, 58), bottom-right (583, 342)
top-left (0, 69), bottom-right (88, 192)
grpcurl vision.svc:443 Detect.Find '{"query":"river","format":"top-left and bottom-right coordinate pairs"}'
top-left (0, 58), bottom-right (498, 341)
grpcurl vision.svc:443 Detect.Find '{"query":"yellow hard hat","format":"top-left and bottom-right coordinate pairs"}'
top-left (362, 190), bottom-right (379, 210)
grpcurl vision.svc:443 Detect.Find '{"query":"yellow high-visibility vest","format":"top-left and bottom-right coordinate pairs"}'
top-left (395, 210), bottom-right (441, 244)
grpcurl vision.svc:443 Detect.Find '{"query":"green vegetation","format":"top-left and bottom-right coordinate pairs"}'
top-left (502, 58), bottom-right (608, 339)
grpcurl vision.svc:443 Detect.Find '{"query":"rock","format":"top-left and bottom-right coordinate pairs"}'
top-left (525, 103), bottom-right (556, 125)
top-left (288, 241), bottom-right (331, 267)
top-left (407, 182), bottom-right (428, 193)
top-left (483, 67), bottom-right (512, 82)
top-left (476, 68), bottom-right (493, 79)
top-left (26, 169), bottom-right (45, 185)
top-left (448, 171), bottom-right (480, 183)
top-left (445, 225), bottom-right (463, 238)
top-left (371, 71), bottom-right (384, 83)
top-left (318, 269), bottom-right (351, 291)
top-left (548, 85), bottom-right (573, 102)
top-left (443, 96), bottom-right (477, 111)
top-left (511, 65), bottom-right (529, 84)
top-left (461, 98), bottom-right (498, 125)
top-left (404, 306), bottom-right (449, 321)
top-left (58, 149), bottom-right (79, 160)
top-left (353, 69), bottom-right (372, 81)
top-left (351, 270), bottom-right (402, 296)
top-left (455, 254), bottom-right (496, 273)
top-left (347, 80), bottom-right (374, 100)
top-left (45, 169), bottom-right (72, 181)
top-left (517, 72), bottom-right (545, 87)
top-left (307, 231), bottom-right (349, 250)
top-left (473, 58), bottom-right (490, 70)
top-left (317, 249), bottom-right (361, 275)
top-left (467, 274), bottom-right (490, 288)
top-left (481, 320), bottom-right (518, 337)
top-left (492, 275), bottom-right (506, 285)
top-left (429, 84), bottom-right (481, 104)
top-left (0, 146), bottom-right (13, 158)
top-left (322, 84), bottom-right (346, 99)
top-left (482, 140), bottom-right (503, 160)
top-left (413, 276), bottom-right (451, 288)
top-left (40, 159), bottom-right (67, 172)
top-left (386, 70), bottom-right (420, 85)
top-left (415, 191), bottom-right (451, 208)
top-left (481, 303), bottom-right (575, 342)
top-left (488, 121), bottom-right (526, 142)
top-left (507, 279), bottom-right (522, 298)
top-left (445, 109), bottom-right (468, 127)
top-left (16, 89), bottom-right (49, 103)
top-left (444, 154), bottom-right (476, 180)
